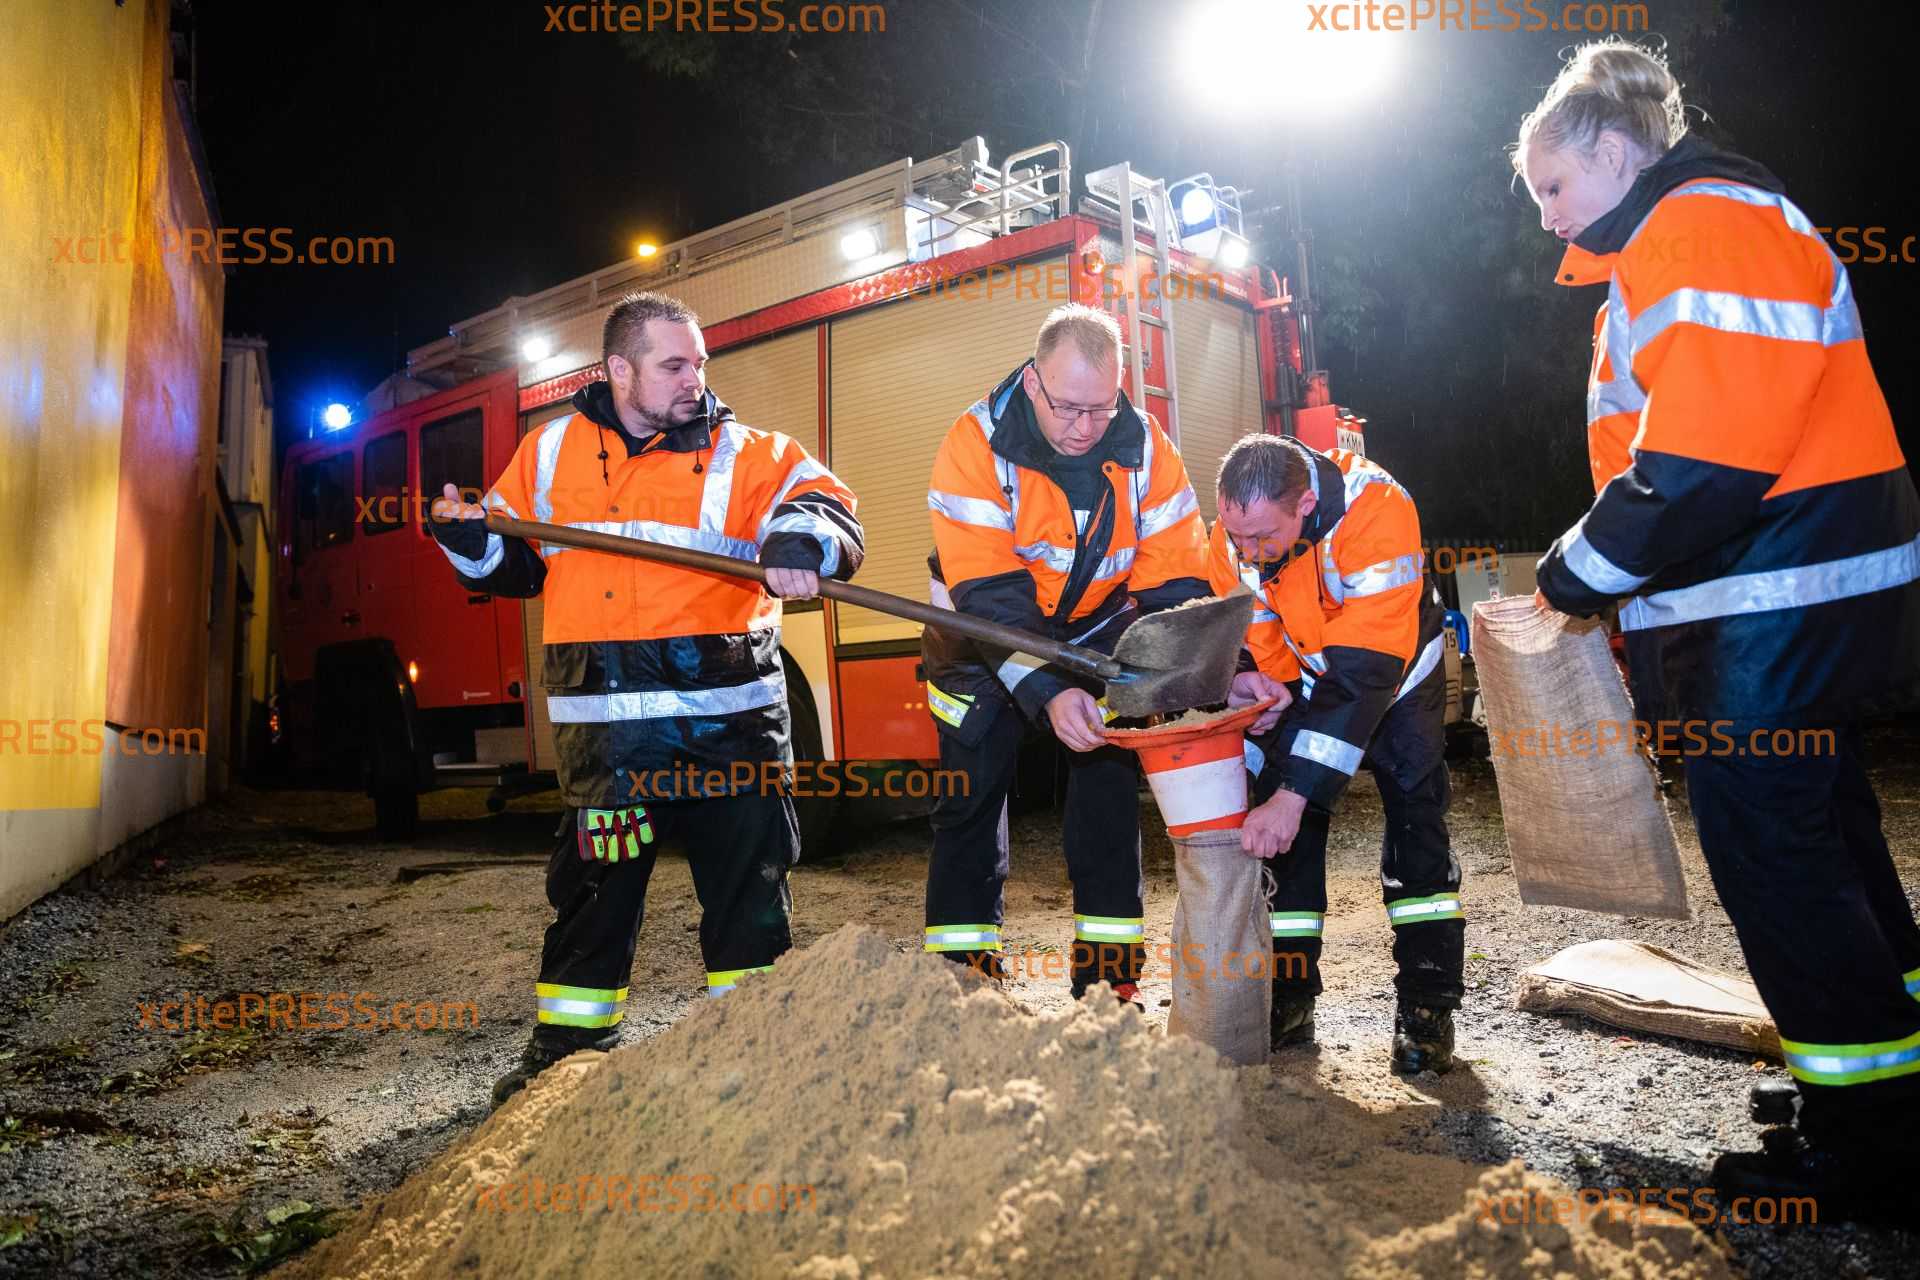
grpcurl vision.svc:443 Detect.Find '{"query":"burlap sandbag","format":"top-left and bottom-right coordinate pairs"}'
top-left (1470, 596), bottom-right (1689, 919)
top-left (1166, 828), bottom-right (1272, 1065)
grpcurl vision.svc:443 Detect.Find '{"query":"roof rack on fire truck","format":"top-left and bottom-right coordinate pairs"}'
top-left (406, 137), bottom-right (1073, 377)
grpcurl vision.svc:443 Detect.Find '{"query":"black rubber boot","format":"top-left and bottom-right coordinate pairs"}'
top-left (1749, 1077), bottom-right (1799, 1125)
top-left (489, 1029), bottom-right (618, 1110)
top-left (1390, 1000), bottom-right (1454, 1074)
top-left (1271, 996), bottom-right (1316, 1050)
top-left (1711, 1131), bottom-right (1898, 1226)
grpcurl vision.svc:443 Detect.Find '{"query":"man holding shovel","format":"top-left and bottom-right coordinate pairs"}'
top-left (922, 304), bottom-right (1212, 1006)
top-left (428, 291), bottom-right (864, 1106)
top-left (1210, 433), bottom-right (1462, 1073)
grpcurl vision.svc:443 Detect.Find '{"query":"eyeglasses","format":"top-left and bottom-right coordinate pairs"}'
top-left (1031, 366), bottom-right (1121, 426)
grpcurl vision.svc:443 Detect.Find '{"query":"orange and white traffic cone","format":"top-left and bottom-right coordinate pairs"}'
top-left (1100, 699), bottom-right (1274, 836)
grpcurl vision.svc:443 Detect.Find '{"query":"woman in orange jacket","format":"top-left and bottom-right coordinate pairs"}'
top-left (1519, 40), bottom-right (1920, 1219)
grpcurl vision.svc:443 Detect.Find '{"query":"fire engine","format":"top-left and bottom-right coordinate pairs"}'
top-left (275, 137), bottom-right (1423, 837)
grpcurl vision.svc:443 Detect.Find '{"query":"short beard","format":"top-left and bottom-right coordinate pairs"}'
top-left (625, 383), bottom-right (696, 435)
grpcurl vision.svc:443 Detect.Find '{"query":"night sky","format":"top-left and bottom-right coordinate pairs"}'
top-left (195, 0), bottom-right (1917, 539)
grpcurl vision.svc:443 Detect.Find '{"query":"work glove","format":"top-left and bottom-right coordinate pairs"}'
top-left (576, 805), bottom-right (654, 861)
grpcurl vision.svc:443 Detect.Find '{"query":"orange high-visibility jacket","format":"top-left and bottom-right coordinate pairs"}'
top-left (922, 360), bottom-right (1210, 730)
top-left (433, 381), bottom-right (863, 806)
top-left (1207, 442), bottom-right (1442, 808)
top-left (1536, 136), bottom-right (1920, 723)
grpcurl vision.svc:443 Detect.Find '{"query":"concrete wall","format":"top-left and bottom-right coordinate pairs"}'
top-left (0, 0), bottom-right (225, 921)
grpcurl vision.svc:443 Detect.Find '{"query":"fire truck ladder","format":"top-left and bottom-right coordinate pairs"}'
top-left (1082, 162), bottom-right (1182, 447)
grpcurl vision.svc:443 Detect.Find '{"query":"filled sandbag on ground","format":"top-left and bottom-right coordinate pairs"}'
top-left (1514, 939), bottom-right (1780, 1059)
top-left (1470, 596), bottom-right (1688, 919)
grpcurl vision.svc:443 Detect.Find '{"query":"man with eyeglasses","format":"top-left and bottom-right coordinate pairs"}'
top-left (920, 303), bottom-right (1212, 1006)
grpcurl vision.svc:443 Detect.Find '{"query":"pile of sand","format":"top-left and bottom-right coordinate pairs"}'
top-left (280, 926), bottom-right (1732, 1280)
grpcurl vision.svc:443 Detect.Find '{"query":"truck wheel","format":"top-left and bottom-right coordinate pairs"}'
top-left (373, 784), bottom-right (419, 839)
top-left (783, 655), bottom-right (837, 861)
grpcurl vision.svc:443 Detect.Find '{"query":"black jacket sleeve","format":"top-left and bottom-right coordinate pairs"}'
top-left (428, 514), bottom-right (546, 598)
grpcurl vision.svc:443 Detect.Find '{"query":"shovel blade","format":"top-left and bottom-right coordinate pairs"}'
top-left (1104, 588), bottom-right (1255, 718)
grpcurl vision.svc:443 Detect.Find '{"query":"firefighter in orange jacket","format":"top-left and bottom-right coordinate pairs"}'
top-left (1210, 433), bottom-right (1460, 1072)
top-left (429, 292), bottom-right (864, 1106)
top-left (922, 304), bottom-right (1211, 1004)
top-left (1518, 41), bottom-right (1920, 1214)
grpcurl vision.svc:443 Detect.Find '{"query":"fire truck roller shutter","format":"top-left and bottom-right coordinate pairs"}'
top-left (1166, 287), bottom-right (1262, 523)
top-left (828, 255), bottom-right (1066, 645)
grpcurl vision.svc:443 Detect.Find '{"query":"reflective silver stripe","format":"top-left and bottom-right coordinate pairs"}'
top-left (1387, 896), bottom-right (1462, 923)
top-left (998, 650), bottom-right (1045, 690)
top-left (1282, 631), bottom-right (1326, 676)
top-left (1620, 532), bottom-right (1920, 632)
top-left (1251, 606), bottom-right (1280, 624)
top-left (925, 927), bottom-right (1001, 949)
top-left (929, 488), bottom-right (1015, 531)
top-left (1587, 374), bottom-right (1646, 423)
top-left (1243, 738), bottom-right (1266, 774)
top-left (565, 518), bottom-right (757, 562)
top-left (1013, 542), bottom-right (1136, 582)
top-left (538, 995), bottom-right (617, 1019)
top-left (1138, 486), bottom-right (1198, 539)
top-left (929, 577), bottom-right (955, 609)
top-left (1393, 632), bottom-right (1444, 705)
top-left (1075, 919), bottom-right (1145, 940)
top-left (1823, 254), bottom-right (1864, 345)
top-left (1269, 913), bottom-right (1323, 937)
top-left (1605, 279), bottom-right (1634, 386)
top-left (546, 669), bottom-right (786, 722)
top-left (1342, 553), bottom-right (1422, 599)
top-left (1664, 182), bottom-right (1818, 237)
top-left (441, 531), bottom-right (505, 579)
top-left (700, 422), bottom-right (744, 539)
top-left (1282, 436), bottom-right (1321, 505)
top-left (484, 492), bottom-right (522, 519)
top-left (1291, 729), bottom-right (1362, 775)
top-left (1630, 287), bottom-right (1844, 353)
top-left (531, 415), bottom-right (574, 523)
top-left (761, 512), bottom-right (843, 576)
top-left (1321, 542), bottom-right (1344, 605)
top-left (1562, 517), bottom-right (1651, 595)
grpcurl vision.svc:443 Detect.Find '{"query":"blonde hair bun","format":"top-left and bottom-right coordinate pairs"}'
top-left (1514, 38), bottom-right (1687, 171)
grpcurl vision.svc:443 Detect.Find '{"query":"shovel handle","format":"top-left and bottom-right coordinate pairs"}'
top-left (483, 514), bottom-right (1123, 682)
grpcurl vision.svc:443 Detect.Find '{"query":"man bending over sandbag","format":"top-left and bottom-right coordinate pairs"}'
top-left (1209, 433), bottom-right (1462, 1072)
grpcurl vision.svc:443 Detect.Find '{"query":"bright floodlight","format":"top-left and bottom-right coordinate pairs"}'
top-left (1179, 185), bottom-right (1218, 228)
top-left (1180, 1), bottom-right (1398, 112)
top-left (521, 335), bottom-right (553, 363)
top-left (322, 403), bottom-right (351, 430)
top-left (1216, 233), bottom-right (1251, 269)
top-left (635, 241), bottom-right (659, 258)
top-left (840, 226), bottom-right (881, 261)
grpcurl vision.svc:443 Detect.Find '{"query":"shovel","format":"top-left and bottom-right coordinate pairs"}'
top-left (484, 514), bottom-right (1253, 717)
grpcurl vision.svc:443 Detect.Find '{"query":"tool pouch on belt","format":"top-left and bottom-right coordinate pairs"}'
top-left (577, 805), bottom-right (655, 862)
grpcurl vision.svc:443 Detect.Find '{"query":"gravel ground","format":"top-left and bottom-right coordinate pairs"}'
top-left (2, 725), bottom-right (1917, 1278)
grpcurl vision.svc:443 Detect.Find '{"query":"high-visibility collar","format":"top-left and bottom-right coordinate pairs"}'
top-left (1553, 134), bottom-right (1786, 289)
top-left (980, 359), bottom-right (1147, 474)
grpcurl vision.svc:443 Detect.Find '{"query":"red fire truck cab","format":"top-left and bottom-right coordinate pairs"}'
top-left (274, 138), bottom-right (1370, 837)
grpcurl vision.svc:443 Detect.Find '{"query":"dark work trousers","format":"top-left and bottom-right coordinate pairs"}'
top-left (926, 701), bottom-right (1146, 991)
top-left (530, 790), bottom-right (798, 1054)
top-left (1251, 664), bottom-right (1465, 1009)
top-left (1684, 724), bottom-right (1920, 1160)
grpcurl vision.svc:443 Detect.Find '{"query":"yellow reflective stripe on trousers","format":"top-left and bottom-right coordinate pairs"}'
top-left (1270, 911), bottom-right (1324, 938)
top-left (1906, 965), bottom-right (1920, 1001)
top-left (926, 682), bottom-right (974, 728)
top-left (1780, 1028), bottom-right (1920, 1087)
top-left (1385, 893), bottom-right (1463, 925)
top-left (1074, 914), bottom-right (1144, 943)
top-left (706, 965), bottom-right (775, 997)
top-left (925, 924), bottom-right (1002, 952)
top-left (535, 982), bottom-right (630, 1027)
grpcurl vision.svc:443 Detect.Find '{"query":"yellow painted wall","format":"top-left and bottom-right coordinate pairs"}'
top-left (0, 0), bottom-right (222, 920)
top-left (0, 0), bottom-right (149, 812)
